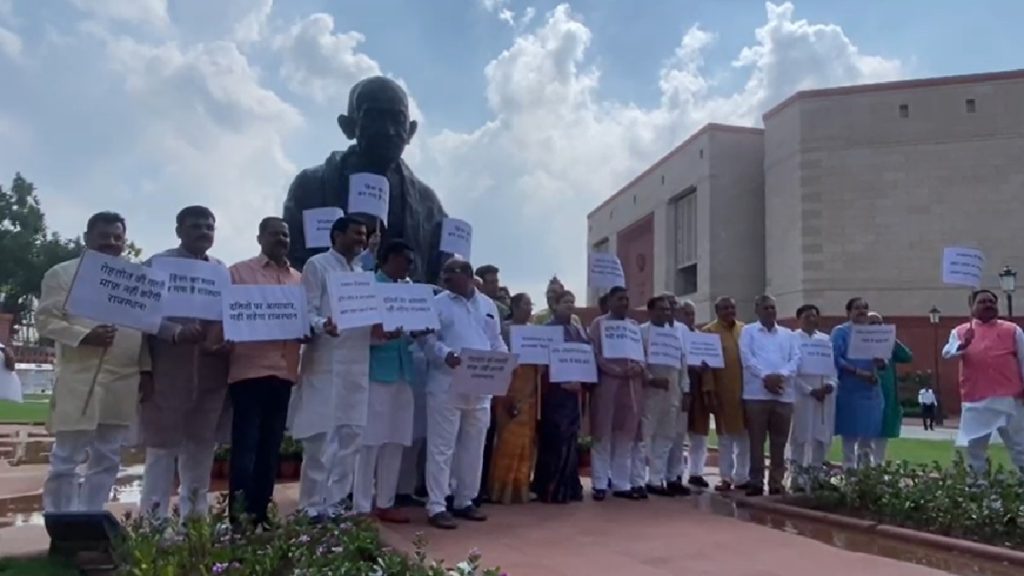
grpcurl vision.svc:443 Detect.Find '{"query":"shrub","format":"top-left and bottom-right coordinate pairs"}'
top-left (796, 454), bottom-right (1024, 550)
top-left (114, 496), bottom-right (504, 575)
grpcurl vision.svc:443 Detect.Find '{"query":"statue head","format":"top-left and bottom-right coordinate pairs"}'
top-left (338, 76), bottom-right (418, 171)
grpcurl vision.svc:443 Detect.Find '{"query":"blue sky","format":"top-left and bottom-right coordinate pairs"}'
top-left (0, 0), bottom-right (1021, 300)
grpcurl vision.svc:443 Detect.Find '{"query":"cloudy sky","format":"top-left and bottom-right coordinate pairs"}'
top-left (1, 0), bottom-right (1021, 300)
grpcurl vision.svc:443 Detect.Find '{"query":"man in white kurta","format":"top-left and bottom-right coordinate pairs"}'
top-left (422, 258), bottom-right (508, 529)
top-left (37, 212), bottom-right (152, 512)
top-left (788, 304), bottom-right (836, 489)
top-left (633, 295), bottom-right (689, 496)
top-left (288, 216), bottom-right (371, 519)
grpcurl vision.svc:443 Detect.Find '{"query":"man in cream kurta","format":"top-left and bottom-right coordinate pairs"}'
top-left (422, 258), bottom-right (507, 530)
top-left (789, 304), bottom-right (837, 487)
top-left (289, 216), bottom-right (372, 519)
top-left (37, 212), bottom-right (152, 512)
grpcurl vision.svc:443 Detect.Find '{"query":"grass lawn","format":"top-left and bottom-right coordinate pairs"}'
top-left (0, 394), bottom-right (49, 424)
top-left (0, 557), bottom-right (77, 576)
top-left (706, 431), bottom-right (1012, 468)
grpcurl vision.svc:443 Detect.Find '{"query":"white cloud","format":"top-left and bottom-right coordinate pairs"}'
top-left (480, 0), bottom-right (508, 12)
top-left (68, 0), bottom-right (170, 30)
top-left (0, 25), bottom-right (19, 60)
top-left (272, 13), bottom-right (381, 104)
top-left (232, 0), bottom-right (273, 44)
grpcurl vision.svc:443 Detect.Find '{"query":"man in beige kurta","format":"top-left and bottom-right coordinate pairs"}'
top-left (140, 206), bottom-right (231, 519)
top-left (701, 296), bottom-right (749, 491)
top-left (37, 212), bottom-right (151, 512)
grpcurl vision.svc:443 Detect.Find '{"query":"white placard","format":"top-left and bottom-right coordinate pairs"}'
top-left (327, 271), bottom-right (380, 329)
top-left (440, 218), bottom-right (473, 259)
top-left (151, 257), bottom-right (229, 321)
top-left (375, 283), bottom-right (440, 332)
top-left (942, 247), bottom-right (985, 288)
top-left (0, 369), bottom-right (23, 403)
top-left (450, 349), bottom-right (517, 396)
top-left (549, 343), bottom-right (598, 383)
top-left (799, 339), bottom-right (835, 376)
top-left (647, 326), bottom-right (684, 367)
top-left (222, 284), bottom-right (308, 342)
top-left (600, 320), bottom-right (645, 362)
top-left (685, 331), bottom-right (725, 369)
top-left (303, 207), bottom-right (345, 249)
top-left (848, 324), bottom-right (897, 360)
top-left (348, 173), bottom-right (390, 221)
top-left (510, 325), bottom-right (563, 365)
top-left (65, 250), bottom-right (167, 334)
top-left (588, 252), bottom-right (626, 289)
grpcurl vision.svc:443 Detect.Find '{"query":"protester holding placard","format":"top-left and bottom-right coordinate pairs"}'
top-left (942, 289), bottom-right (1024, 475)
top-left (486, 293), bottom-right (539, 504)
top-left (352, 240), bottom-right (422, 523)
top-left (534, 290), bottom-right (586, 504)
top-left (738, 295), bottom-right (800, 497)
top-left (668, 298), bottom-right (708, 493)
top-left (37, 212), bottom-right (152, 513)
top-left (634, 295), bottom-right (689, 498)
top-left (219, 217), bottom-right (304, 526)
top-left (831, 297), bottom-right (886, 470)
top-left (588, 286), bottom-right (647, 502)
top-left (867, 312), bottom-right (913, 463)
top-left (421, 257), bottom-right (508, 529)
top-left (789, 305), bottom-right (837, 484)
top-left (289, 216), bottom-right (371, 521)
top-left (531, 276), bottom-right (582, 328)
top-left (139, 206), bottom-right (231, 521)
top-left (701, 297), bottom-right (750, 492)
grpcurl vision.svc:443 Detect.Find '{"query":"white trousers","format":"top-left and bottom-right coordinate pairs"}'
top-left (667, 412), bottom-right (695, 481)
top-left (631, 437), bottom-right (674, 487)
top-left (139, 440), bottom-right (216, 519)
top-left (688, 435), bottom-right (708, 478)
top-left (591, 435), bottom-right (633, 492)
top-left (353, 443), bottom-right (404, 513)
top-left (841, 437), bottom-right (875, 469)
top-left (298, 425), bottom-right (362, 516)
top-left (871, 438), bottom-right (888, 463)
top-left (629, 442), bottom-right (647, 488)
top-left (43, 425), bottom-right (127, 513)
top-left (965, 427), bottom-right (1024, 475)
top-left (790, 439), bottom-right (829, 467)
top-left (397, 437), bottom-right (425, 495)
top-left (718, 434), bottom-right (750, 485)
top-left (425, 394), bottom-right (490, 516)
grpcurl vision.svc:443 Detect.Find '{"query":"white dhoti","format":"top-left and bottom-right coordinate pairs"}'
top-left (139, 439), bottom-right (216, 518)
top-left (957, 396), bottom-right (1024, 474)
top-left (43, 424), bottom-right (128, 513)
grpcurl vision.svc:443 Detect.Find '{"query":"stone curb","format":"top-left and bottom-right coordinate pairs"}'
top-left (736, 496), bottom-right (1024, 568)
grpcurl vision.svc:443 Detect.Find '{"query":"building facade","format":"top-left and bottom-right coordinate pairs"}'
top-left (586, 69), bottom-right (1024, 414)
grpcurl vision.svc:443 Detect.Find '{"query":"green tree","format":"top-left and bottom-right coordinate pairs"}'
top-left (0, 173), bottom-right (142, 340)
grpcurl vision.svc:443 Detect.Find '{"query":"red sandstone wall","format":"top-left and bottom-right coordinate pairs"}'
top-left (0, 313), bottom-right (11, 346)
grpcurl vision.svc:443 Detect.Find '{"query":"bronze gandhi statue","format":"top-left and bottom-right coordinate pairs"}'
top-left (283, 76), bottom-right (447, 282)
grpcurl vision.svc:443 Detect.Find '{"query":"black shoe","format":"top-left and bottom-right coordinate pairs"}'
top-left (633, 486), bottom-right (649, 499)
top-left (592, 489), bottom-right (607, 502)
top-left (647, 484), bottom-right (674, 497)
top-left (667, 481), bottom-right (692, 496)
top-left (452, 505), bottom-right (488, 522)
top-left (428, 511), bottom-right (458, 530)
top-left (688, 475), bottom-right (710, 489)
top-left (613, 490), bottom-right (642, 501)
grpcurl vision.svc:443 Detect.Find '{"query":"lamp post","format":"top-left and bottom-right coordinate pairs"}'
top-left (929, 305), bottom-right (943, 425)
top-left (999, 265), bottom-right (1017, 319)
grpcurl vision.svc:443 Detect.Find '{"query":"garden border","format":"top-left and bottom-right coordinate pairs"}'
top-left (735, 495), bottom-right (1024, 569)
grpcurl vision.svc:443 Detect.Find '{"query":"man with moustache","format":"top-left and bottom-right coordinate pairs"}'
top-left (789, 304), bottom-right (837, 484)
top-left (701, 297), bottom-right (750, 492)
top-left (943, 289), bottom-right (1024, 475)
top-left (422, 257), bottom-right (507, 529)
top-left (140, 206), bottom-right (231, 520)
top-left (38, 212), bottom-right (151, 512)
top-left (283, 76), bottom-right (447, 284)
top-left (666, 298), bottom-right (699, 495)
top-left (289, 216), bottom-right (371, 520)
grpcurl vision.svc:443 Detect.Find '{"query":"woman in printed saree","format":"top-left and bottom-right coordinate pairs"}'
top-left (533, 290), bottom-right (586, 504)
top-left (489, 293), bottom-right (540, 504)
top-left (867, 312), bottom-right (913, 462)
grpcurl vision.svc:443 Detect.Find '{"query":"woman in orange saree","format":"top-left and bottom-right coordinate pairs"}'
top-left (488, 293), bottom-right (539, 504)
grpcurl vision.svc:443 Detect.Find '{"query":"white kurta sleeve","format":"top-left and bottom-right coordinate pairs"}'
top-left (941, 328), bottom-right (962, 360)
top-left (36, 264), bottom-right (90, 347)
top-left (739, 326), bottom-right (764, 380)
top-left (301, 259), bottom-right (329, 334)
top-left (781, 332), bottom-right (801, 378)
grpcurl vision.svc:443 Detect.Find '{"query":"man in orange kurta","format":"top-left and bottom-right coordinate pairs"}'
top-left (701, 297), bottom-right (749, 491)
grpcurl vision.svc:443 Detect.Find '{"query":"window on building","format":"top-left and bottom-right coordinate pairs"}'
top-left (898, 104), bottom-right (910, 118)
top-left (966, 98), bottom-right (977, 113)
top-left (672, 190), bottom-right (697, 295)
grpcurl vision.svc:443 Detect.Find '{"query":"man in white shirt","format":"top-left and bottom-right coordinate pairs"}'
top-left (422, 257), bottom-right (508, 529)
top-left (788, 304), bottom-right (836, 489)
top-left (918, 386), bottom-right (938, 431)
top-left (739, 295), bottom-right (800, 496)
top-left (667, 298), bottom-right (699, 495)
